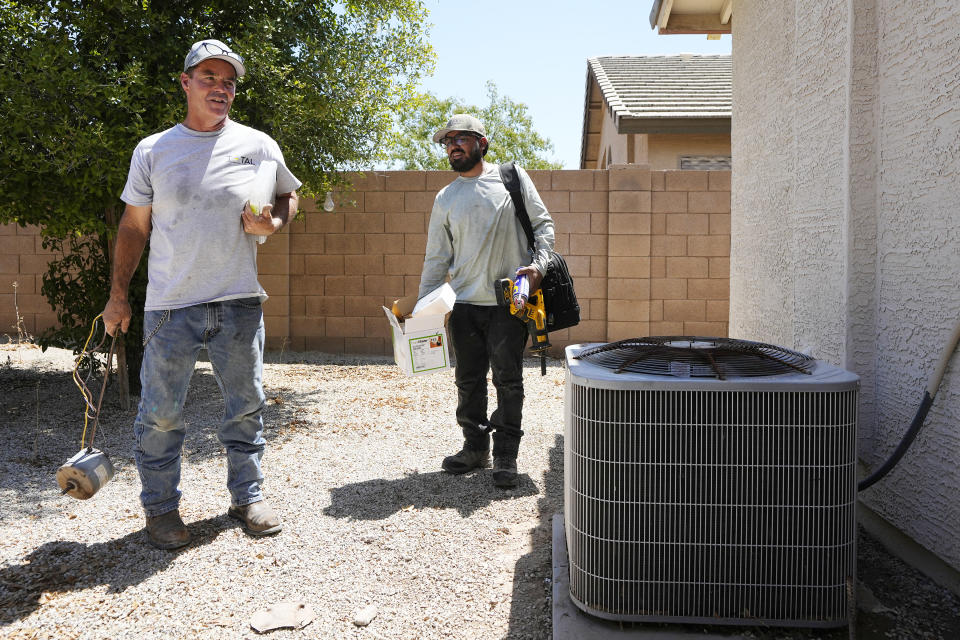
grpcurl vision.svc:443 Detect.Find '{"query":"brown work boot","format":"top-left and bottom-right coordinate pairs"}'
top-left (229, 500), bottom-right (282, 536)
top-left (145, 509), bottom-right (191, 550)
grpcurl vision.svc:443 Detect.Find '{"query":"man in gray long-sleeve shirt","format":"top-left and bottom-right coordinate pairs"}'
top-left (418, 114), bottom-right (554, 488)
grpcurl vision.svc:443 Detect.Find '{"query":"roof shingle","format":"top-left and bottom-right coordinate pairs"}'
top-left (589, 54), bottom-right (732, 123)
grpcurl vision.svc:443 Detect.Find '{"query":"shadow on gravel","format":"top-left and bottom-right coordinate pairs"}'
top-left (0, 367), bottom-right (231, 521)
top-left (0, 514), bottom-right (232, 624)
top-left (1, 359), bottom-right (352, 521)
top-left (324, 470), bottom-right (539, 520)
top-left (152, 367), bottom-right (339, 461)
top-left (506, 433), bottom-right (564, 640)
top-left (0, 366), bottom-right (136, 522)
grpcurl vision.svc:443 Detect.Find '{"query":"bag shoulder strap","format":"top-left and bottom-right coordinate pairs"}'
top-left (498, 161), bottom-right (535, 251)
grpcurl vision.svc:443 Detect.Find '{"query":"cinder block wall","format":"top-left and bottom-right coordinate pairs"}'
top-left (265, 164), bottom-right (730, 355)
top-left (2, 166), bottom-right (730, 355)
top-left (0, 224), bottom-right (58, 339)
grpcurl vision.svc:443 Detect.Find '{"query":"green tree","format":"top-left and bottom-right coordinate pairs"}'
top-left (0, 0), bottom-right (433, 389)
top-left (387, 81), bottom-right (562, 170)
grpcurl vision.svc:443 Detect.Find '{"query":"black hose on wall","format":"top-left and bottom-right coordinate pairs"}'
top-left (858, 392), bottom-right (934, 491)
top-left (858, 318), bottom-right (960, 492)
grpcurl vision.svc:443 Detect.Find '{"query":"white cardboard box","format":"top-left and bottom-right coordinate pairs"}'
top-left (382, 283), bottom-right (456, 376)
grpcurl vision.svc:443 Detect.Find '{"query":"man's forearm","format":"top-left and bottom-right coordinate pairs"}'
top-left (273, 192), bottom-right (298, 228)
top-left (110, 224), bottom-right (148, 299)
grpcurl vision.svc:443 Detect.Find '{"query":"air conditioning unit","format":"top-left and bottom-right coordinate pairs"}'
top-left (564, 338), bottom-right (859, 628)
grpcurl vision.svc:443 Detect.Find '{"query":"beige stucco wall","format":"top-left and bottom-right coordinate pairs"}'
top-left (647, 133), bottom-right (731, 170)
top-left (731, 0), bottom-right (960, 572)
top-left (597, 108), bottom-right (633, 167)
top-left (592, 109), bottom-right (730, 170)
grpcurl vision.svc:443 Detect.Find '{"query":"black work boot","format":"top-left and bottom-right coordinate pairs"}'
top-left (492, 429), bottom-right (522, 489)
top-left (442, 424), bottom-right (490, 474)
top-left (492, 457), bottom-right (518, 488)
top-left (442, 446), bottom-right (491, 474)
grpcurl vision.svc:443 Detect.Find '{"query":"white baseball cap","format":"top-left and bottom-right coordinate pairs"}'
top-left (183, 39), bottom-right (246, 78)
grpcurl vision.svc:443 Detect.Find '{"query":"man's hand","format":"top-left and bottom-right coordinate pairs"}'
top-left (103, 296), bottom-right (132, 337)
top-left (516, 265), bottom-right (543, 293)
top-left (241, 201), bottom-right (283, 236)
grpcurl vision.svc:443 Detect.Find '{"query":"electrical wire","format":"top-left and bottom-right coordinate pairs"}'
top-left (72, 314), bottom-right (108, 448)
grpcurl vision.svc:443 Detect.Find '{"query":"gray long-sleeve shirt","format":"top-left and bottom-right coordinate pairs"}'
top-left (418, 162), bottom-right (555, 306)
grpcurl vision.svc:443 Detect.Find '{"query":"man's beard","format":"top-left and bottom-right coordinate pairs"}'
top-left (448, 145), bottom-right (483, 172)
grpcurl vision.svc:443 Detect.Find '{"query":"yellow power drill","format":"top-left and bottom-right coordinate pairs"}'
top-left (494, 274), bottom-right (551, 375)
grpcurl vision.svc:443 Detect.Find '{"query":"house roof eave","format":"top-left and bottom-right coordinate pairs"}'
top-left (649, 0), bottom-right (665, 29)
top-left (617, 116), bottom-right (731, 135)
top-left (649, 0), bottom-right (733, 35)
top-left (579, 63), bottom-right (595, 169)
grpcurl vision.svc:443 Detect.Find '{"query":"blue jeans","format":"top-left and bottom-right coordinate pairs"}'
top-left (134, 298), bottom-right (266, 517)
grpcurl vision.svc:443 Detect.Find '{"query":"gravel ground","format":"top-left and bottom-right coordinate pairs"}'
top-left (2, 344), bottom-right (959, 639)
top-left (1, 345), bottom-right (562, 640)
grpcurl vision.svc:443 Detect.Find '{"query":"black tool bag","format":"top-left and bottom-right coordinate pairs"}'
top-left (499, 161), bottom-right (581, 333)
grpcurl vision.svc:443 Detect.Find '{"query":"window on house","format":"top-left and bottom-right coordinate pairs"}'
top-left (679, 155), bottom-right (731, 170)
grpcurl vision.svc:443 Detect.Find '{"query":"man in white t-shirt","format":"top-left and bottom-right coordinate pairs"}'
top-left (103, 39), bottom-right (301, 550)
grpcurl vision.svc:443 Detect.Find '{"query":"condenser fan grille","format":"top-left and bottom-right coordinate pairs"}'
top-left (563, 345), bottom-right (861, 627)
top-left (574, 336), bottom-right (815, 378)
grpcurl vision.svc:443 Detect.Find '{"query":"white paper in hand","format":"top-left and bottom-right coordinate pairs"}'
top-left (248, 160), bottom-right (277, 244)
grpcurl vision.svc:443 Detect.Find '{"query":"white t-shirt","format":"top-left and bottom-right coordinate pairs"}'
top-left (121, 119), bottom-right (301, 311)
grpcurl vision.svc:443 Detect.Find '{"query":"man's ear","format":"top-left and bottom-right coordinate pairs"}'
top-left (180, 72), bottom-right (190, 92)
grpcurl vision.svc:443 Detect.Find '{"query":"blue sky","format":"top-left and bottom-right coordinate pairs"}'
top-left (417, 0), bottom-right (731, 168)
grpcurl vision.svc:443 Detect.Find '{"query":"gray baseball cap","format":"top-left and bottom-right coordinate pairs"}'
top-left (183, 39), bottom-right (246, 78)
top-left (432, 114), bottom-right (486, 143)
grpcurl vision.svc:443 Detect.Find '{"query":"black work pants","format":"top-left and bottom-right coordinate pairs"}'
top-left (448, 303), bottom-right (527, 458)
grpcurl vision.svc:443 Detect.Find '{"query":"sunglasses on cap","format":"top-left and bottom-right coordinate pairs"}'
top-left (185, 41), bottom-right (245, 74)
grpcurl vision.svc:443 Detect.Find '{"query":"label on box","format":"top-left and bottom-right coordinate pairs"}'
top-left (409, 333), bottom-right (448, 373)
